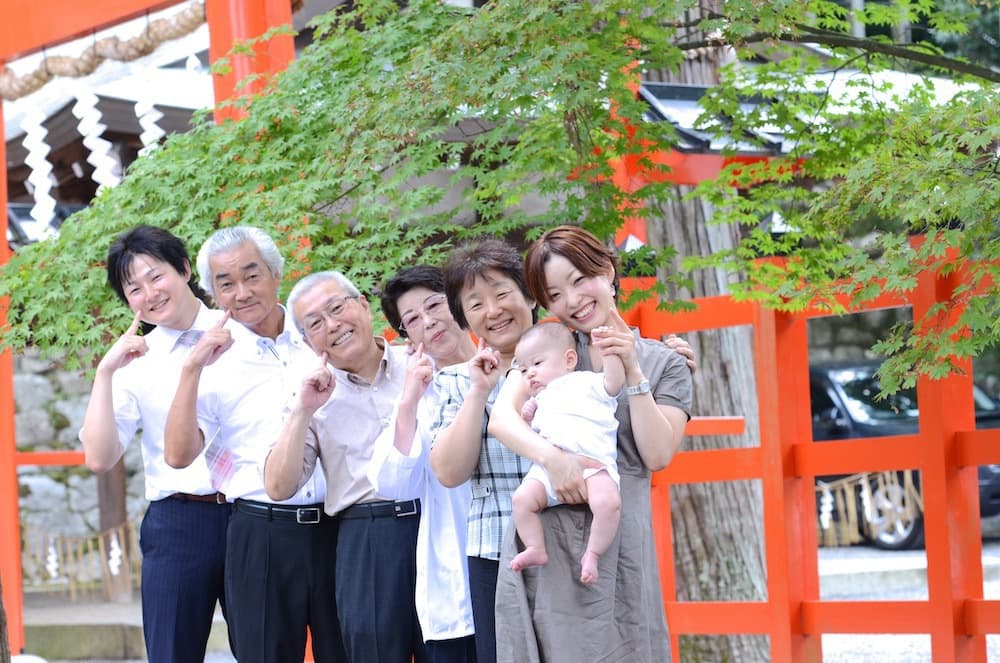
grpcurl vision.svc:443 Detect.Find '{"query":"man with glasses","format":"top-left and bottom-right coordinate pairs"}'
top-left (265, 270), bottom-right (426, 663)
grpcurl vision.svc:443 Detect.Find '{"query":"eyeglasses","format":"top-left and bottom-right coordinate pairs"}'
top-left (301, 295), bottom-right (359, 337)
top-left (399, 294), bottom-right (449, 334)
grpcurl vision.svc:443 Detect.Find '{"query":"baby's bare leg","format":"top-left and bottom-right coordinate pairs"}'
top-left (580, 471), bottom-right (621, 585)
top-left (510, 478), bottom-right (550, 572)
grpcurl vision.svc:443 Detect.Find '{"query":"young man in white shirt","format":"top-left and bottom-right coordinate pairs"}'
top-left (79, 225), bottom-right (233, 663)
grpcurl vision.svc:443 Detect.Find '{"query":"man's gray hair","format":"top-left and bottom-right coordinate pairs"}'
top-left (196, 226), bottom-right (285, 296)
top-left (287, 270), bottom-right (362, 334)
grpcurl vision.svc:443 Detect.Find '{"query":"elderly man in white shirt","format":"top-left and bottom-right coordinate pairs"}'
top-left (367, 265), bottom-right (478, 663)
top-left (79, 225), bottom-right (234, 663)
top-left (163, 227), bottom-right (345, 663)
top-left (265, 270), bottom-right (426, 663)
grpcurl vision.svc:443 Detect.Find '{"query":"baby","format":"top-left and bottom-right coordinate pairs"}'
top-left (510, 322), bottom-right (623, 585)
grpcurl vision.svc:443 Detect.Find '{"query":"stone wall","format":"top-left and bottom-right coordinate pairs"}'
top-left (15, 349), bottom-right (147, 543)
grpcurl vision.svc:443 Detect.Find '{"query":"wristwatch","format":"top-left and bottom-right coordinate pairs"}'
top-left (625, 379), bottom-right (651, 396)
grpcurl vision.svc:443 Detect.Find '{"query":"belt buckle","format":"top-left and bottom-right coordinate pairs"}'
top-left (296, 507), bottom-right (322, 524)
top-left (393, 501), bottom-right (418, 518)
top-left (215, 493), bottom-right (226, 505)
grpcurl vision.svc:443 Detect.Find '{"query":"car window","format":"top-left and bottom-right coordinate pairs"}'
top-left (973, 384), bottom-right (1000, 414)
top-left (811, 382), bottom-right (837, 415)
top-left (829, 368), bottom-right (918, 424)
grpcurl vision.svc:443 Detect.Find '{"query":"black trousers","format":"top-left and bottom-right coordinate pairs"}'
top-left (467, 556), bottom-right (500, 663)
top-left (225, 502), bottom-right (346, 663)
top-left (335, 507), bottom-right (426, 663)
top-left (139, 497), bottom-right (231, 663)
top-left (426, 634), bottom-right (478, 663)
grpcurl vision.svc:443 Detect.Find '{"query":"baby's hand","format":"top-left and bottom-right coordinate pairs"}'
top-left (520, 397), bottom-right (538, 425)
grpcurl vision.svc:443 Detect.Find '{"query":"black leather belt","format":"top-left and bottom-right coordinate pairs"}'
top-left (234, 498), bottom-right (325, 524)
top-left (168, 492), bottom-right (227, 504)
top-left (338, 499), bottom-right (420, 520)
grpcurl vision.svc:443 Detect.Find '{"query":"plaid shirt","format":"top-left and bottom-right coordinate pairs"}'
top-left (429, 363), bottom-right (529, 561)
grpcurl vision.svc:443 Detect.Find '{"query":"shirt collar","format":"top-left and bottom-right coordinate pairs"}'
top-left (275, 305), bottom-right (306, 349)
top-left (332, 337), bottom-right (394, 387)
top-left (144, 302), bottom-right (215, 353)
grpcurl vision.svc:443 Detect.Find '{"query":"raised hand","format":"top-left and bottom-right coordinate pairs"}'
top-left (400, 343), bottom-right (434, 407)
top-left (591, 307), bottom-right (639, 373)
top-left (186, 311), bottom-right (234, 368)
top-left (663, 333), bottom-right (697, 374)
top-left (97, 311), bottom-right (148, 374)
top-left (299, 352), bottom-right (335, 413)
top-left (469, 338), bottom-right (501, 396)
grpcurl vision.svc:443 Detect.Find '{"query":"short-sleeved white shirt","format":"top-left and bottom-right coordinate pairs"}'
top-left (195, 307), bottom-right (325, 504)
top-left (81, 303), bottom-right (223, 501)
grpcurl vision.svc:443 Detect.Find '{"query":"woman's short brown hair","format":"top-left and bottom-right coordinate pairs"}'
top-left (443, 238), bottom-right (536, 330)
top-left (524, 225), bottom-right (620, 308)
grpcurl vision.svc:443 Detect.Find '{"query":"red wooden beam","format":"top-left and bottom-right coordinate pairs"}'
top-left (0, 0), bottom-right (181, 61)
top-left (14, 451), bottom-right (86, 466)
top-left (683, 415), bottom-right (746, 436)
top-left (665, 601), bottom-right (774, 634)
top-left (963, 599), bottom-right (1000, 636)
top-left (793, 435), bottom-right (923, 476)
top-left (654, 448), bottom-right (762, 484)
top-left (801, 600), bottom-right (933, 634)
top-left (955, 430), bottom-right (1000, 467)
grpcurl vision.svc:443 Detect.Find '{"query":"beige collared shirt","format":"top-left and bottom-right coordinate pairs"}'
top-left (297, 338), bottom-right (407, 516)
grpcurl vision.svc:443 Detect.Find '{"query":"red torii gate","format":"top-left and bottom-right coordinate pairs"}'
top-left (0, 0), bottom-right (296, 652)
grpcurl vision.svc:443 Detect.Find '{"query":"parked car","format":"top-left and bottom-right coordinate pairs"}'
top-left (811, 360), bottom-right (1000, 550)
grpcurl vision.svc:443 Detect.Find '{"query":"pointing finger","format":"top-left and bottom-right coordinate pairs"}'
top-left (127, 310), bottom-right (142, 335)
top-left (608, 306), bottom-right (630, 332)
top-left (214, 310), bottom-right (232, 329)
top-left (319, 351), bottom-right (330, 368)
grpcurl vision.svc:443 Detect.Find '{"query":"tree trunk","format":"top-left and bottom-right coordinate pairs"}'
top-left (0, 572), bottom-right (11, 663)
top-left (647, 192), bottom-right (769, 661)
top-left (643, 2), bottom-right (770, 660)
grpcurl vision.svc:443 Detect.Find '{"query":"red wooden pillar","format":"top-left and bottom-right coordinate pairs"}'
top-left (911, 258), bottom-right (985, 661)
top-left (0, 78), bottom-right (26, 655)
top-left (755, 305), bottom-right (822, 661)
top-left (206, 0), bottom-right (295, 122)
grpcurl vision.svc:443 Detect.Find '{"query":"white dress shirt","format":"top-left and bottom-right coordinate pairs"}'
top-left (368, 367), bottom-right (475, 642)
top-left (196, 307), bottom-right (325, 505)
top-left (79, 303), bottom-right (223, 501)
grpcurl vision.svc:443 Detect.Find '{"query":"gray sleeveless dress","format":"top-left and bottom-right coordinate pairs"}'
top-left (494, 331), bottom-right (692, 662)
